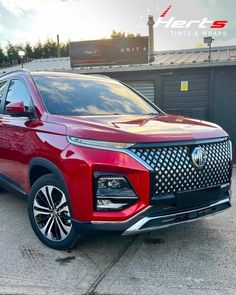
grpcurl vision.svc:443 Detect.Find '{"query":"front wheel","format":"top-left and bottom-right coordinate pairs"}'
top-left (28, 174), bottom-right (79, 250)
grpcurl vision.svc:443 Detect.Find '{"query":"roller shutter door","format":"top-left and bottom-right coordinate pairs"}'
top-left (161, 71), bottom-right (209, 120)
top-left (212, 68), bottom-right (236, 162)
top-left (125, 80), bottom-right (155, 103)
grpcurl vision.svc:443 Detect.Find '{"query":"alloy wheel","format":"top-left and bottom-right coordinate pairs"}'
top-left (33, 185), bottom-right (72, 242)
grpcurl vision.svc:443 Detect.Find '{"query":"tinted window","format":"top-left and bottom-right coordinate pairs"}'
top-left (0, 81), bottom-right (7, 106)
top-left (33, 75), bottom-right (158, 116)
top-left (4, 79), bottom-right (32, 113)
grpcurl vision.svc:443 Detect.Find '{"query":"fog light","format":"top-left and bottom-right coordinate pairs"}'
top-left (97, 199), bottom-right (128, 210)
top-left (94, 175), bottom-right (138, 211)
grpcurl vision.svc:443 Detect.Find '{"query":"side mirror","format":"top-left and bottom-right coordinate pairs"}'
top-left (5, 101), bottom-right (34, 118)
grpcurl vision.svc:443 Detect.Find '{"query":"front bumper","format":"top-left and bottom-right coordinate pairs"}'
top-left (65, 137), bottom-right (232, 225)
top-left (72, 190), bottom-right (231, 236)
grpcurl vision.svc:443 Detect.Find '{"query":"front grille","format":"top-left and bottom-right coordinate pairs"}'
top-left (130, 139), bottom-right (231, 196)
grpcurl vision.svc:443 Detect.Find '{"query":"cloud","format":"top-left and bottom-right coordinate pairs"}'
top-left (0, 0), bottom-right (41, 16)
top-left (215, 38), bottom-right (236, 47)
top-left (0, 24), bottom-right (4, 33)
top-left (0, 0), bottom-right (81, 16)
top-left (1, 0), bottom-right (236, 51)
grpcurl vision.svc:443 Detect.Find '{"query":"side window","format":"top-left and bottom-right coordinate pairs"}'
top-left (4, 79), bottom-right (32, 114)
top-left (0, 81), bottom-right (7, 106)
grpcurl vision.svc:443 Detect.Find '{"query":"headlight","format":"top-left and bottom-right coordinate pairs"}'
top-left (67, 136), bottom-right (134, 150)
top-left (94, 174), bottom-right (139, 211)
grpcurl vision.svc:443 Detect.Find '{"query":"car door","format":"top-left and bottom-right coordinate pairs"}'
top-left (0, 78), bottom-right (34, 191)
top-left (0, 79), bottom-right (10, 177)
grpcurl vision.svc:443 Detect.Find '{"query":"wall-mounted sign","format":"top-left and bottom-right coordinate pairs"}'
top-left (181, 81), bottom-right (189, 91)
top-left (69, 37), bottom-right (148, 67)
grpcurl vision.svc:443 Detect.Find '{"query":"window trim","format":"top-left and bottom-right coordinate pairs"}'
top-left (2, 77), bottom-right (35, 117)
top-left (0, 79), bottom-right (10, 114)
top-left (31, 75), bottom-right (49, 115)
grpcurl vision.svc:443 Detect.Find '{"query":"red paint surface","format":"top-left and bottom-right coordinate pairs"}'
top-left (0, 71), bottom-right (230, 223)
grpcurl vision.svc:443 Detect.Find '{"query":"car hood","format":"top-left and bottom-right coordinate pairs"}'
top-left (47, 114), bottom-right (228, 143)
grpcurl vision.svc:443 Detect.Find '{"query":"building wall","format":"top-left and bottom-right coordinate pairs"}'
top-left (212, 67), bottom-right (236, 160)
top-left (158, 69), bottom-right (209, 120)
top-left (100, 66), bottom-right (236, 158)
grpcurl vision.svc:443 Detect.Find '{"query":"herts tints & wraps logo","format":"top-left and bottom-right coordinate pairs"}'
top-left (154, 5), bottom-right (228, 38)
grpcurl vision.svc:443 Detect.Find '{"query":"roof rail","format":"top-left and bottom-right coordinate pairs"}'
top-left (0, 68), bottom-right (30, 78)
top-left (89, 74), bottom-right (112, 79)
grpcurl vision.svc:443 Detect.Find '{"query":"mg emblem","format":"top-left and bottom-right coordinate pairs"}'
top-left (191, 147), bottom-right (207, 168)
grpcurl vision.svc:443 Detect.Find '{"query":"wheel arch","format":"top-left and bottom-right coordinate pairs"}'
top-left (29, 157), bottom-right (67, 190)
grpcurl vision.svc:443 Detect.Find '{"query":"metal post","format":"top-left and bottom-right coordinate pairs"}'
top-left (18, 50), bottom-right (25, 68)
top-left (147, 15), bottom-right (155, 63)
top-left (57, 34), bottom-right (60, 58)
top-left (204, 37), bottom-right (214, 62)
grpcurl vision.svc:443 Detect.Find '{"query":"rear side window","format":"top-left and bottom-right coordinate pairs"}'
top-left (0, 81), bottom-right (7, 106)
top-left (4, 79), bottom-right (32, 113)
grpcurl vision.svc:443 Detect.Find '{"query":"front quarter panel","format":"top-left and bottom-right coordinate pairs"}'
top-left (60, 145), bottom-right (150, 222)
top-left (23, 121), bottom-right (69, 191)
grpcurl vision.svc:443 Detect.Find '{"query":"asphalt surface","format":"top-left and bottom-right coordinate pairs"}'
top-left (0, 170), bottom-right (235, 295)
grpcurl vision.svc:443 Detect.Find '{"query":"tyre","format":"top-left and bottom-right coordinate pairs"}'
top-left (28, 174), bottom-right (78, 250)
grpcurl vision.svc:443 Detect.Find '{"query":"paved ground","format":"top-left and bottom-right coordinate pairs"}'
top-left (0, 170), bottom-right (235, 295)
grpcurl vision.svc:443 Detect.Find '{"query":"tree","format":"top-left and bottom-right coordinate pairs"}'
top-left (110, 30), bottom-right (141, 39)
top-left (42, 39), bottom-right (58, 58)
top-left (0, 39), bottom-right (71, 67)
top-left (25, 43), bottom-right (33, 59)
top-left (33, 41), bottom-right (43, 59)
top-left (0, 31), bottom-right (145, 67)
top-left (126, 32), bottom-right (141, 38)
top-left (60, 42), bottom-right (69, 57)
top-left (6, 42), bottom-right (20, 65)
top-left (0, 48), bottom-right (6, 64)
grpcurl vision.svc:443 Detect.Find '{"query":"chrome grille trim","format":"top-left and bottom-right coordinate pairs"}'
top-left (129, 139), bottom-right (231, 196)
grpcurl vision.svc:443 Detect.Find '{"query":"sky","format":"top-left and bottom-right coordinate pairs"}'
top-left (0, 0), bottom-right (236, 51)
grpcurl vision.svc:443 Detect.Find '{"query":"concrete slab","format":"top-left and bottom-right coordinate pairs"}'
top-left (0, 170), bottom-right (235, 295)
top-left (0, 192), bottom-right (132, 295)
top-left (96, 171), bottom-right (236, 295)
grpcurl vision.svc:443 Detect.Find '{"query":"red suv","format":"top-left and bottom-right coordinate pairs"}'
top-left (0, 70), bottom-right (233, 249)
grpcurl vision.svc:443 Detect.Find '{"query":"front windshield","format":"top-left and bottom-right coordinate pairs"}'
top-left (33, 74), bottom-right (159, 116)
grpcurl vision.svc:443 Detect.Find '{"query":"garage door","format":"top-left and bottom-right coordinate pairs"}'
top-left (212, 68), bottom-right (236, 162)
top-left (125, 80), bottom-right (155, 103)
top-left (161, 71), bottom-right (209, 120)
